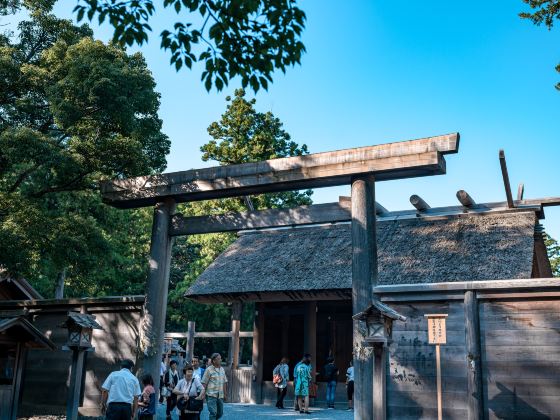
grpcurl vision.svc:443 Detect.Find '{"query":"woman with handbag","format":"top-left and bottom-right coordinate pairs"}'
top-left (272, 357), bottom-right (289, 409)
top-left (173, 365), bottom-right (204, 420)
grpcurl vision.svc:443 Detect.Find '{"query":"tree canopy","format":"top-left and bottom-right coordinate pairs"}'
top-left (0, 12), bottom-right (170, 296)
top-left (69, 0), bottom-right (306, 92)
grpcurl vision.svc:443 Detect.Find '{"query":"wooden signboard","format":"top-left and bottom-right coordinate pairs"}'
top-left (425, 314), bottom-right (448, 420)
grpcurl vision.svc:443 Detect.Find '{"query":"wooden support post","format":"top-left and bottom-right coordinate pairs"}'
top-left (351, 174), bottom-right (377, 420)
top-left (456, 190), bottom-right (476, 208)
top-left (304, 301), bottom-right (317, 381)
top-left (499, 150), bottom-right (514, 208)
top-left (186, 321), bottom-right (195, 363)
top-left (66, 350), bottom-right (86, 420)
top-left (436, 344), bottom-right (442, 420)
top-left (464, 291), bottom-right (482, 420)
top-left (251, 302), bottom-right (264, 404)
top-left (281, 312), bottom-right (290, 358)
top-left (140, 198), bottom-right (176, 386)
top-left (10, 343), bottom-right (27, 420)
top-left (373, 345), bottom-right (386, 420)
top-left (230, 303), bottom-right (242, 369)
top-left (410, 194), bottom-right (430, 211)
top-left (517, 183), bottom-right (524, 201)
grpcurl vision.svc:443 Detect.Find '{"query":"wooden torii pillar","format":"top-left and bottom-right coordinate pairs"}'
top-left (100, 133), bottom-right (460, 415)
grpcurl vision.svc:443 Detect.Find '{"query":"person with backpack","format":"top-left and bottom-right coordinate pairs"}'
top-left (137, 374), bottom-right (157, 420)
top-left (272, 357), bottom-right (289, 409)
top-left (323, 357), bottom-right (339, 409)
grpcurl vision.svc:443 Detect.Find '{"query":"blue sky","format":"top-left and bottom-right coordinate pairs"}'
top-left (16, 1), bottom-right (560, 239)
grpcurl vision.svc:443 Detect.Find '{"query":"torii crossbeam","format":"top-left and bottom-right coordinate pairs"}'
top-left (101, 132), bottom-right (459, 420)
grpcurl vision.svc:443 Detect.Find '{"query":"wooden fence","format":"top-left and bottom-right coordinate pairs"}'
top-left (376, 278), bottom-right (560, 419)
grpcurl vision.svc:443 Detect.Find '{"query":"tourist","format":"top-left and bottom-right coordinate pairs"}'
top-left (192, 356), bottom-right (203, 380)
top-left (199, 352), bottom-right (228, 420)
top-left (346, 360), bottom-right (354, 411)
top-left (294, 354), bottom-right (312, 414)
top-left (164, 359), bottom-right (180, 420)
top-left (323, 356), bottom-right (339, 409)
top-left (100, 359), bottom-right (142, 420)
top-left (137, 374), bottom-right (157, 420)
top-left (160, 356), bottom-right (167, 403)
top-left (174, 364), bottom-right (204, 420)
top-left (272, 357), bottom-right (289, 409)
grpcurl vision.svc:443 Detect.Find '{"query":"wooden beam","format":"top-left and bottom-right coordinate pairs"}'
top-left (101, 133), bottom-right (459, 209)
top-left (464, 291), bottom-right (483, 420)
top-left (517, 183), bottom-right (524, 201)
top-left (171, 199), bottom-right (543, 236)
top-left (340, 195), bottom-right (388, 215)
top-left (499, 150), bottom-right (514, 208)
top-left (456, 190), bottom-right (476, 208)
top-left (165, 331), bottom-right (253, 339)
top-left (410, 194), bottom-right (430, 211)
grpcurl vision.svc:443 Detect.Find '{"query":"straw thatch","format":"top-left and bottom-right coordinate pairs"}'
top-left (186, 211), bottom-right (537, 299)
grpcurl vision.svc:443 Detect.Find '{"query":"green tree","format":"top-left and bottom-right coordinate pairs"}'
top-left (520, 0), bottom-right (560, 89)
top-left (166, 90), bottom-right (311, 353)
top-left (3, 0), bottom-right (306, 92)
top-left (544, 233), bottom-right (560, 276)
top-left (0, 12), bottom-right (170, 297)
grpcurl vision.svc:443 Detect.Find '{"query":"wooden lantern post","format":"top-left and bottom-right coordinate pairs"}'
top-left (61, 312), bottom-right (103, 420)
top-left (353, 299), bottom-right (407, 420)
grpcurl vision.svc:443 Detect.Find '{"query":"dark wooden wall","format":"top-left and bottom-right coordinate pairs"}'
top-left (12, 301), bottom-right (143, 416)
top-left (480, 299), bottom-right (559, 420)
top-left (376, 279), bottom-right (560, 420)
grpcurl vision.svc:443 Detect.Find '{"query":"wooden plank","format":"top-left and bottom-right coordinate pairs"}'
top-left (482, 345), bottom-right (560, 362)
top-left (389, 359), bottom-right (468, 378)
top-left (375, 278), bottom-right (560, 294)
top-left (392, 330), bottom-right (466, 345)
top-left (101, 133), bottom-right (459, 208)
top-left (388, 390), bottom-right (468, 409)
top-left (484, 378), bottom-right (560, 398)
top-left (479, 300), bottom-right (560, 314)
top-left (481, 329), bottom-right (560, 345)
top-left (481, 362), bottom-right (560, 379)
top-left (388, 376), bottom-right (468, 393)
top-left (387, 406), bottom-right (468, 420)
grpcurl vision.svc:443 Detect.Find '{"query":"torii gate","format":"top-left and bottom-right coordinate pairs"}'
top-left (101, 132), bottom-right (460, 419)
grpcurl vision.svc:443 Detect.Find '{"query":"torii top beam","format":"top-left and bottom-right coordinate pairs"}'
top-left (101, 133), bottom-right (459, 209)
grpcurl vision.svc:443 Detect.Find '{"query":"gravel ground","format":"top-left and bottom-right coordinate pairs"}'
top-left (157, 402), bottom-right (354, 420)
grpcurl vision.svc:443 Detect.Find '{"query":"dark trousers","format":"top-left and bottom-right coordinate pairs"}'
top-left (276, 387), bottom-right (287, 408)
top-left (106, 402), bottom-right (132, 420)
top-left (166, 393), bottom-right (177, 416)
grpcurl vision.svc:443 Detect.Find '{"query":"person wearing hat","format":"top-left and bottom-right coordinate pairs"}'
top-left (101, 359), bottom-right (142, 420)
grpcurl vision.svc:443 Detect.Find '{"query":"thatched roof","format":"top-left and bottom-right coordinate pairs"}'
top-left (186, 211), bottom-right (538, 301)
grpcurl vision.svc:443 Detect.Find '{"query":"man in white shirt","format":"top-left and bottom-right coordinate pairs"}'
top-left (191, 356), bottom-right (203, 380)
top-left (101, 359), bottom-right (142, 420)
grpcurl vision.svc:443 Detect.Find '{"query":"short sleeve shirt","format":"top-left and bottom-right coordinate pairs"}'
top-left (174, 377), bottom-right (203, 396)
top-left (201, 365), bottom-right (228, 398)
top-left (102, 369), bottom-right (142, 404)
top-left (346, 366), bottom-right (354, 382)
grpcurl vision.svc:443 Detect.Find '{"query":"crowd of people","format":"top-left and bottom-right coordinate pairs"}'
top-left (100, 352), bottom-right (354, 419)
top-left (273, 354), bottom-right (355, 414)
top-left (101, 353), bottom-right (227, 420)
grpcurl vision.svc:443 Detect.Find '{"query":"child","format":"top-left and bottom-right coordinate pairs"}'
top-left (138, 374), bottom-right (157, 420)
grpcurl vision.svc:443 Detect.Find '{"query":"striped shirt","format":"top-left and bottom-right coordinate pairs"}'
top-left (201, 365), bottom-right (228, 398)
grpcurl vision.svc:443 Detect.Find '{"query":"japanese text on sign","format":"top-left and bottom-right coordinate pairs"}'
top-left (425, 314), bottom-right (448, 345)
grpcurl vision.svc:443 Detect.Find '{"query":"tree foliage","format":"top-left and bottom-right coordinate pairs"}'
top-left (520, 0), bottom-right (560, 89)
top-left (70, 0), bottom-right (306, 92)
top-left (544, 233), bottom-right (560, 276)
top-left (166, 89), bottom-right (311, 345)
top-left (0, 12), bottom-right (170, 297)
